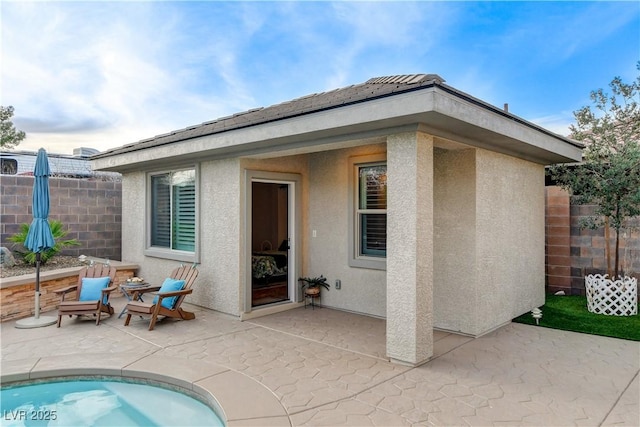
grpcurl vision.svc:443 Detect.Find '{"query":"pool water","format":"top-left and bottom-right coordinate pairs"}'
top-left (1, 379), bottom-right (224, 427)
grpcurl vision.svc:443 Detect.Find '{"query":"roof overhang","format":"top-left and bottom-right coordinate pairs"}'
top-left (92, 84), bottom-right (582, 173)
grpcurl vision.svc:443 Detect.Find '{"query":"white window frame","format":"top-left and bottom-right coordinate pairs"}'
top-left (348, 154), bottom-right (387, 270)
top-left (145, 165), bottom-right (200, 263)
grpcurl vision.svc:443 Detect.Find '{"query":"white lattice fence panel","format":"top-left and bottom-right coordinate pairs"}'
top-left (585, 274), bottom-right (638, 316)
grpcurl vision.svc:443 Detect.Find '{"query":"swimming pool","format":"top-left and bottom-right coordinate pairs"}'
top-left (1, 378), bottom-right (224, 426)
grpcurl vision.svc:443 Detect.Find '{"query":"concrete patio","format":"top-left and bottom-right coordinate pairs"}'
top-left (1, 296), bottom-right (638, 426)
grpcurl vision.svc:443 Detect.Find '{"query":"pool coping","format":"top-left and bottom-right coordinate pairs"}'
top-left (1, 353), bottom-right (290, 426)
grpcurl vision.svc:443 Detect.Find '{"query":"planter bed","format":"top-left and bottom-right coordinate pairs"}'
top-left (585, 274), bottom-right (638, 316)
top-left (1, 260), bottom-right (138, 322)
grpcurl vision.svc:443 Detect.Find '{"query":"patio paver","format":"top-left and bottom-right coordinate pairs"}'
top-left (1, 296), bottom-right (638, 426)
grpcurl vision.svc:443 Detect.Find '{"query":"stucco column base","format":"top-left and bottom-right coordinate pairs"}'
top-left (386, 131), bottom-right (434, 366)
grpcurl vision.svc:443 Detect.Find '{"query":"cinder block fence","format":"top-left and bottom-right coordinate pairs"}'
top-left (0, 175), bottom-right (122, 260)
top-left (545, 186), bottom-right (640, 295)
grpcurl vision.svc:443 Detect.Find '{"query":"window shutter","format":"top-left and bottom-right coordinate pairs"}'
top-left (151, 174), bottom-right (171, 247)
top-left (361, 214), bottom-right (387, 255)
top-left (172, 179), bottom-right (195, 251)
top-left (358, 165), bottom-right (387, 256)
top-left (360, 165), bottom-right (387, 209)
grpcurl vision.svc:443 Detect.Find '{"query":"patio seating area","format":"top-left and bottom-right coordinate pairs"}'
top-left (1, 295), bottom-right (638, 426)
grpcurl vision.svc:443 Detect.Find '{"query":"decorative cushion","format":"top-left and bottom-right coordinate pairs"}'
top-left (252, 256), bottom-right (285, 279)
top-left (153, 278), bottom-right (186, 309)
top-left (79, 277), bottom-right (111, 304)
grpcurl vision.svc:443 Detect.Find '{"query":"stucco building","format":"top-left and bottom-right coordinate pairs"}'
top-left (93, 74), bottom-right (582, 366)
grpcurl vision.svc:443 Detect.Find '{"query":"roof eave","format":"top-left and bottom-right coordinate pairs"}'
top-left (92, 84), bottom-right (582, 172)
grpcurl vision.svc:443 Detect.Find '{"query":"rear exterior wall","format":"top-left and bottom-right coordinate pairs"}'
top-left (475, 149), bottom-right (546, 335)
top-left (307, 144), bottom-right (388, 317)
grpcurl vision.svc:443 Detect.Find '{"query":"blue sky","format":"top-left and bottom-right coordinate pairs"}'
top-left (2, 1), bottom-right (639, 155)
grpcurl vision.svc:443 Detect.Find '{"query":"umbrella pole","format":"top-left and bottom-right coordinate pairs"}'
top-left (16, 251), bottom-right (55, 328)
top-left (35, 252), bottom-right (41, 319)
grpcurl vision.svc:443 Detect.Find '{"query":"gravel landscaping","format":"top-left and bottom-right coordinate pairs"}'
top-left (1, 256), bottom-right (87, 278)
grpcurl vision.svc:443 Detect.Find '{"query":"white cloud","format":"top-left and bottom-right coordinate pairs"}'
top-left (323, 2), bottom-right (458, 88)
top-left (530, 113), bottom-right (575, 138)
top-left (1, 1), bottom-right (636, 156)
top-left (2, 2), bottom-right (249, 154)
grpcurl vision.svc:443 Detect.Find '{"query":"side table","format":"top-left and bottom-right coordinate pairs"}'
top-left (118, 282), bottom-right (148, 318)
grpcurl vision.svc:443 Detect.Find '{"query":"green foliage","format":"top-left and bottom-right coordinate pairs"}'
top-left (549, 64), bottom-right (640, 277)
top-left (0, 106), bottom-right (26, 149)
top-left (8, 220), bottom-right (81, 265)
top-left (298, 275), bottom-right (331, 291)
top-left (513, 295), bottom-right (640, 341)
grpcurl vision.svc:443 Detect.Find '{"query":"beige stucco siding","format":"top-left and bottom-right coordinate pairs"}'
top-left (120, 171), bottom-right (146, 267)
top-left (118, 160), bottom-right (242, 316)
top-left (119, 156), bottom-right (315, 317)
top-left (118, 137), bottom-right (545, 333)
top-left (433, 148), bottom-right (477, 333)
top-left (432, 147), bottom-right (545, 336)
top-left (474, 149), bottom-right (545, 335)
top-left (307, 144), bottom-right (387, 317)
top-left (197, 158), bottom-right (242, 314)
top-left (386, 132), bottom-right (434, 365)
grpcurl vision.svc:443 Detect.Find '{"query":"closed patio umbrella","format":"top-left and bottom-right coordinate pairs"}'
top-left (15, 148), bottom-right (57, 328)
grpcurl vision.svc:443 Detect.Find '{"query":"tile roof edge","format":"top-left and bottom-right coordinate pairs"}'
top-left (94, 77), bottom-right (444, 158)
top-left (93, 73), bottom-right (580, 158)
top-left (365, 74), bottom-right (445, 85)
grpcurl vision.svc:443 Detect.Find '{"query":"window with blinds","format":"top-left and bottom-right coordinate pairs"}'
top-left (357, 164), bottom-right (387, 257)
top-left (151, 174), bottom-right (171, 248)
top-left (150, 169), bottom-right (196, 252)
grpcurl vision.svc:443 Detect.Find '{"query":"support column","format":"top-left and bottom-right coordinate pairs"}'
top-left (386, 131), bottom-right (434, 366)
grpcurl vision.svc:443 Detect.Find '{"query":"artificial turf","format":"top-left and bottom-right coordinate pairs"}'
top-left (512, 294), bottom-right (640, 341)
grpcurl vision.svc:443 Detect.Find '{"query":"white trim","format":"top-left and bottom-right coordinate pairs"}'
top-left (244, 170), bottom-right (302, 314)
top-left (348, 154), bottom-right (387, 270)
top-left (144, 164), bottom-right (200, 263)
top-left (240, 301), bottom-right (305, 321)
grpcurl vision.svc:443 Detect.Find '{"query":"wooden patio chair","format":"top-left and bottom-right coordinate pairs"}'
top-left (123, 264), bottom-right (199, 331)
top-left (55, 264), bottom-right (118, 327)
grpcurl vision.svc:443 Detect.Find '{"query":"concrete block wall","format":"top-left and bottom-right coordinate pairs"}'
top-left (546, 186), bottom-right (640, 295)
top-left (0, 175), bottom-right (122, 261)
top-left (545, 186), bottom-right (572, 294)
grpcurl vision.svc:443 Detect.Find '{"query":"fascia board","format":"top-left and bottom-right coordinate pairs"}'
top-left (428, 90), bottom-right (582, 164)
top-left (92, 92), bottom-right (436, 172)
top-left (92, 87), bottom-right (581, 172)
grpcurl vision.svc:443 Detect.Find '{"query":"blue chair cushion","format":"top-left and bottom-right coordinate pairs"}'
top-left (79, 277), bottom-right (111, 304)
top-left (153, 278), bottom-right (186, 309)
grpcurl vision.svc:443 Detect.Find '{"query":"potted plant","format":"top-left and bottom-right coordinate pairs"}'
top-left (298, 275), bottom-right (330, 296)
top-left (549, 67), bottom-right (639, 316)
